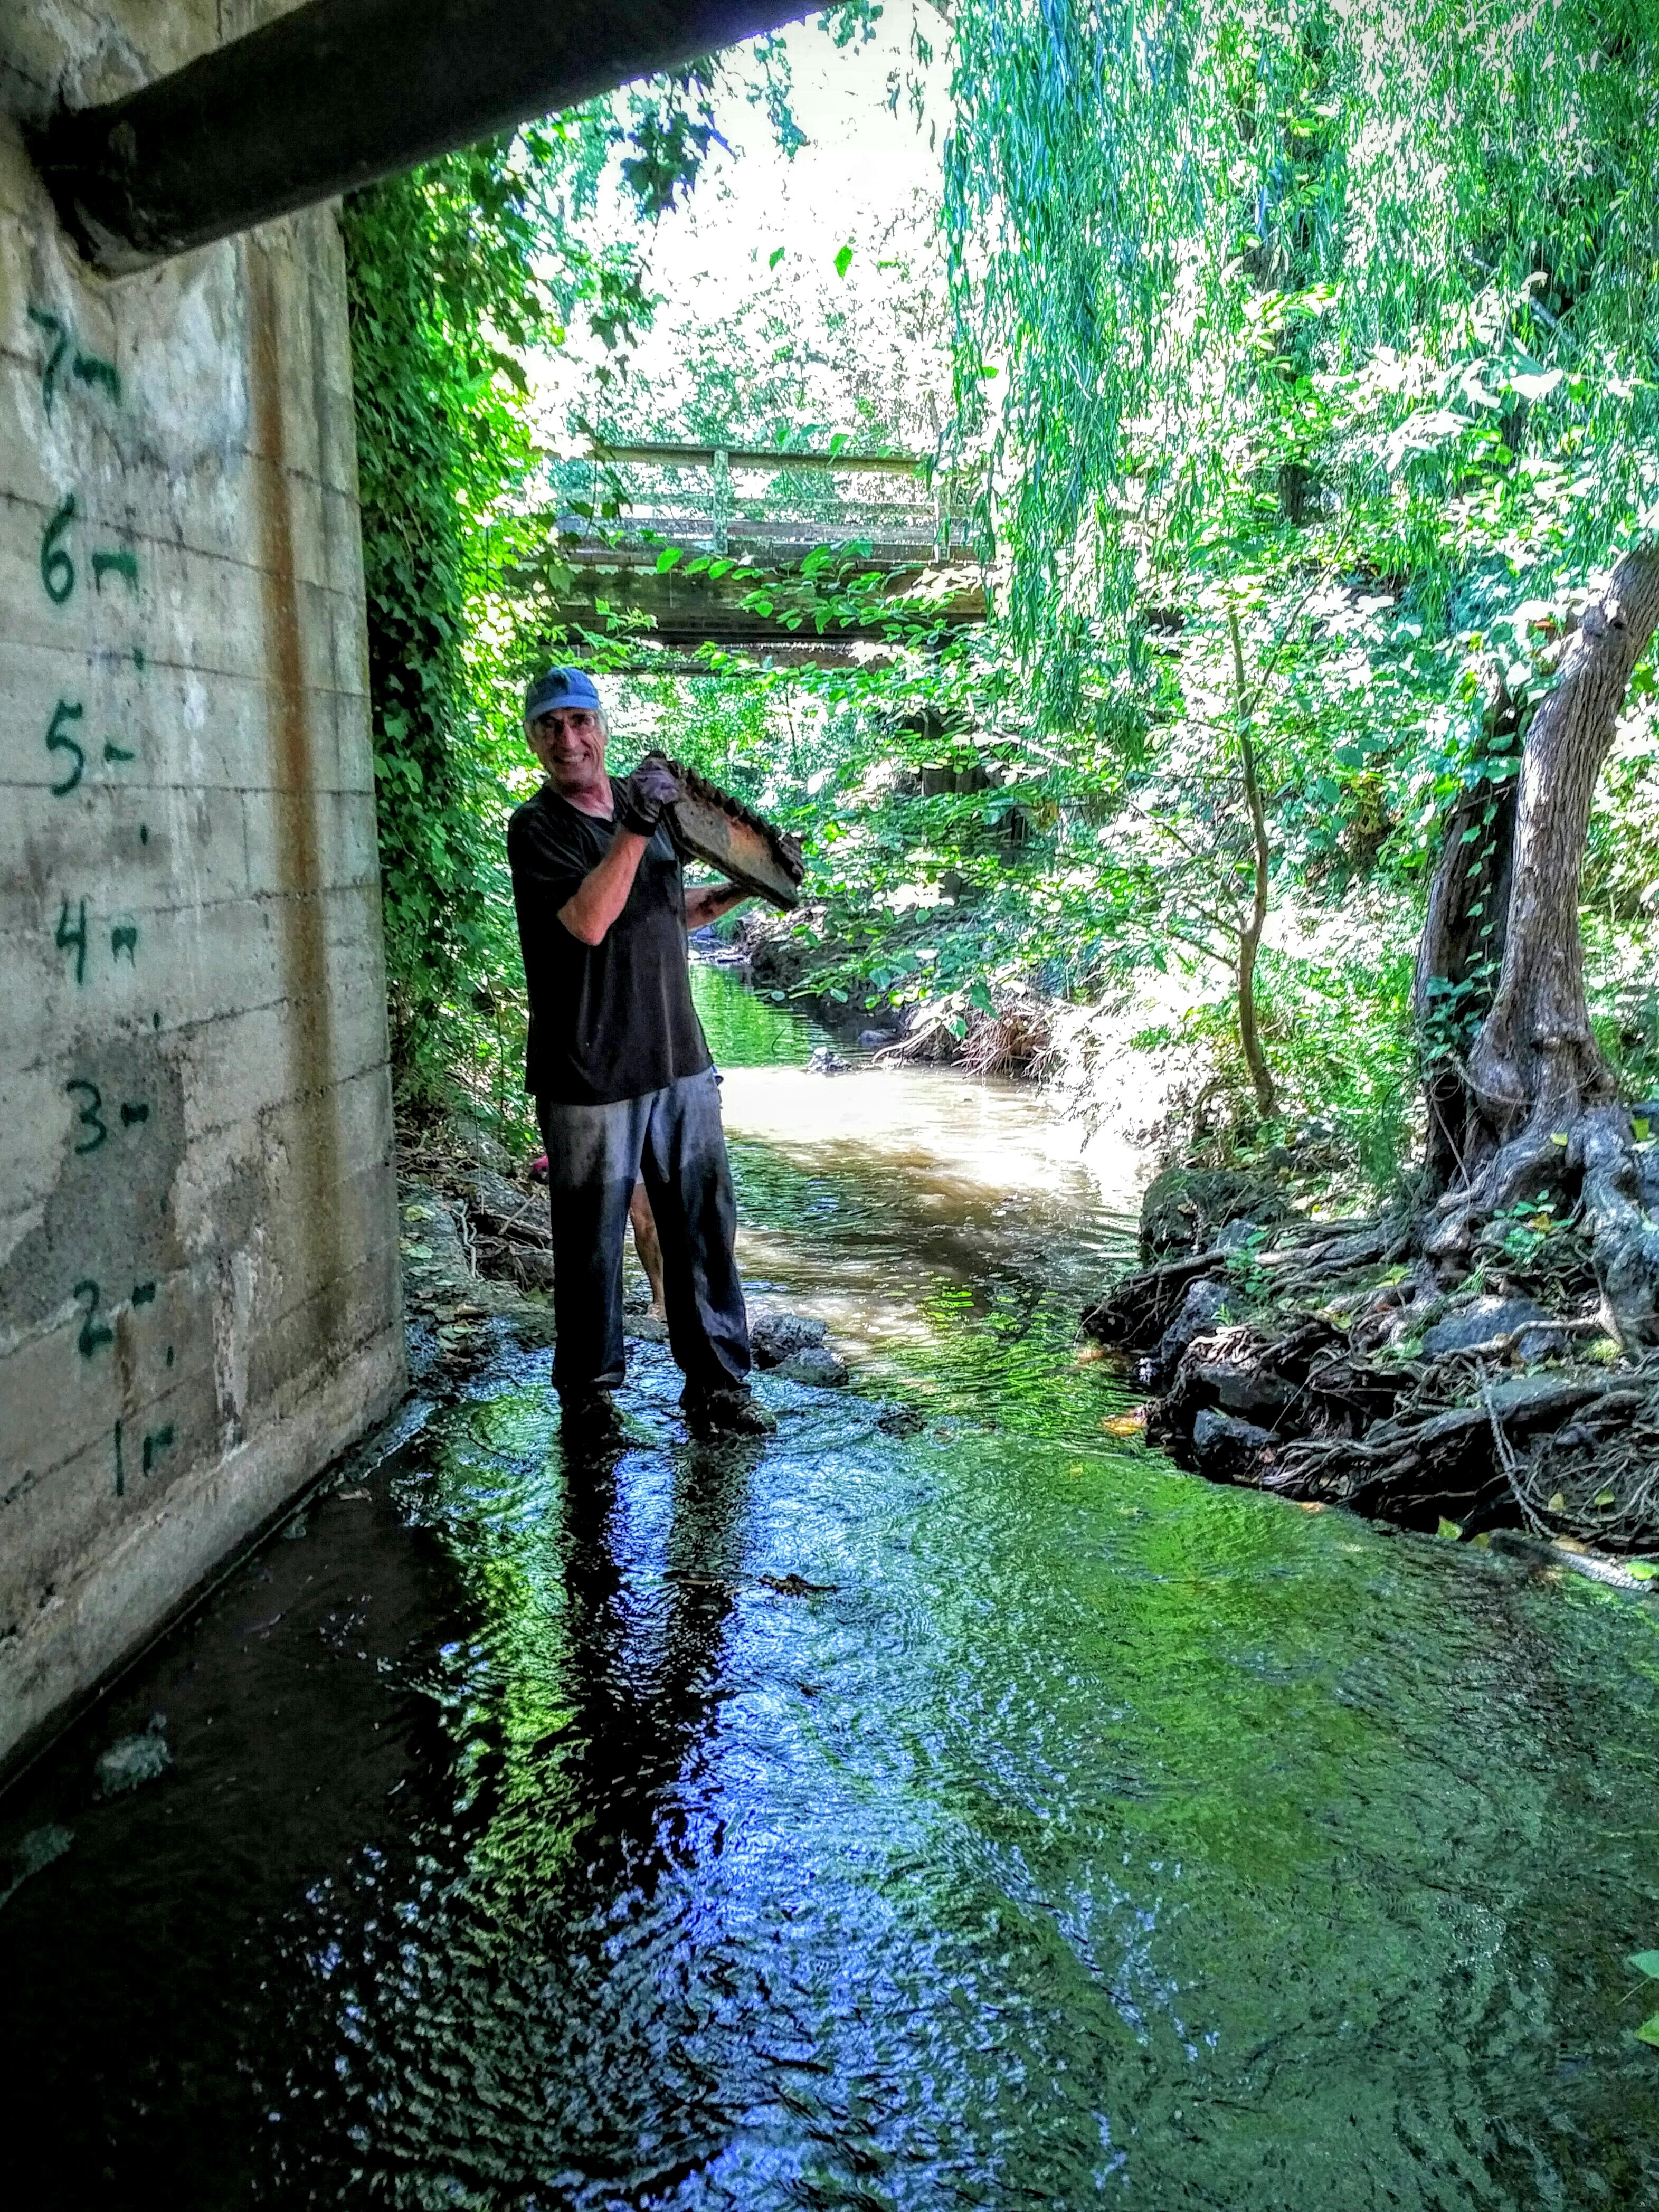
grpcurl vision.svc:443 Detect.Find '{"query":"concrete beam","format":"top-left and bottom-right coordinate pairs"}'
top-left (31, 0), bottom-right (813, 276)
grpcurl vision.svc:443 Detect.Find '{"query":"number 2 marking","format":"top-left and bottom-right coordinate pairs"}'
top-left (74, 1279), bottom-right (113, 1358)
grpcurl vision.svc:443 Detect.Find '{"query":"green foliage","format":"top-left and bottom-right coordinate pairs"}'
top-left (945, 0), bottom-right (1659, 684)
top-left (344, 119), bottom-right (653, 1132)
top-left (344, 13), bottom-right (1659, 1199)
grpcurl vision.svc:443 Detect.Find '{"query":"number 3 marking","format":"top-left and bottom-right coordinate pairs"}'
top-left (65, 1079), bottom-right (107, 1153)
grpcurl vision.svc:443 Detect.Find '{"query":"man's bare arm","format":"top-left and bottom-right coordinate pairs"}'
top-left (558, 830), bottom-right (650, 946)
top-left (684, 881), bottom-right (753, 932)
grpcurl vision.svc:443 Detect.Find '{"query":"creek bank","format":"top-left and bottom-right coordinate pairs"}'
top-left (726, 910), bottom-right (1056, 1075)
top-left (1085, 1164), bottom-right (1659, 1562)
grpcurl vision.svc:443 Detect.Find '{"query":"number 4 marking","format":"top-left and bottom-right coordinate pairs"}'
top-left (55, 897), bottom-right (88, 984)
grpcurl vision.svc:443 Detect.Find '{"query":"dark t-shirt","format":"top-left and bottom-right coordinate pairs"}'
top-left (507, 779), bottom-right (713, 1104)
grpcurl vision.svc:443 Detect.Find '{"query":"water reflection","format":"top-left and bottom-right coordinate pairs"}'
top-left (5, 969), bottom-right (1659, 2209)
top-left (553, 1438), bottom-right (760, 1885)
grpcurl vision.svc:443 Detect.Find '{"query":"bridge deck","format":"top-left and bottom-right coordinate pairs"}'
top-left (542, 516), bottom-right (985, 653)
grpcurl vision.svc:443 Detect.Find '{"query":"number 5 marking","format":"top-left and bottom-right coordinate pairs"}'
top-left (45, 699), bottom-right (86, 795)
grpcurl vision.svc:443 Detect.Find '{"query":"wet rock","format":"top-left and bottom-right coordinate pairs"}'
top-left (1139, 1166), bottom-right (1290, 1261)
top-left (1422, 1296), bottom-right (1566, 1361)
top-left (0, 1822), bottom-right (74, 1911)
top-left (806, 1046), bottom-right (848, 1075)
top-left (0, 1825), bottom-right (73, 1912)
top-left (511, 1248), bottom-right (557, 1294)
top-left (1190, 1407), bottom-right (1275, 1482)
top-left (875, 1401), bottom-right (926, 1436)
top-left (857, 1029), bottom-right (894, 1048)
top-left (448, 1110), bottom-right (515, 1174)
top-left (95, 1717), bottom-right (170, 1797)
top-left (1153, 1277), bottom-right (1235, 1373)
top-left (629, 1316), bottom-right (671, 1344)
top-left (1215, 1218), bottom-right (1263, 1252)
top-left (1189, 1357), bottom-right (1294, 1422)
top-left (750, 1310), bottom-right (829, 1368)
top-left (468, 1166), bottom-right (539, 1229)
top-left (777, 1344), bottom-right (849, 1387)
top-left (1635, 1105), bottom-right (1659, 1210)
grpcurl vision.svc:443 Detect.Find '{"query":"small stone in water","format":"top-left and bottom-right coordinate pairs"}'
top-left (777, 1344), bottom-right (849, 1387)
top-left (0, 1824), bottom-right (74, 1910)
top-left (750, 1310), bottom-right (829, 1368)
top-left (95, 1724), bottom-right (172, 1797)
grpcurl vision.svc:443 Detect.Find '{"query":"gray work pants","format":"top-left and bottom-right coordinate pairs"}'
top-left (535, 1067), bottom-right (751, 1402)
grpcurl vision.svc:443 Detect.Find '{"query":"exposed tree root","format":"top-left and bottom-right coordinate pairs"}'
top-left (1084, 1185), bottom-right (1659, 1550)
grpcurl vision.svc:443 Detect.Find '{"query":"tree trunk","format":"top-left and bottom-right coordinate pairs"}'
top-left (1465, 547), bottom-right (1659, 1153)
top-left (1412, 749), bottom-right (1518, 1192)
top-left (1229, 610), bottom-right (1277, 1119)
top-left (1419, 545), bottom-right (1659, 1338)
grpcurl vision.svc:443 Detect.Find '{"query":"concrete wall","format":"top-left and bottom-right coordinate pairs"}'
top-left (1, 3), bottom-right (405, 1768)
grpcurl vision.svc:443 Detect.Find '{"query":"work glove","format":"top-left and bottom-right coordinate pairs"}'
top-left (615, 756), bottom-right (680, 837)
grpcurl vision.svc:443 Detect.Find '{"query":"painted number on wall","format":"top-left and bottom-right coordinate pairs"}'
top-left (27, 307), bottom-right (119, 415)
top-left (29, 305), bottom-right (179, 1477)
top-left (40, 495), bottom-right (139, 606)
top-left (64, 1079), bottom-right (150, 1154)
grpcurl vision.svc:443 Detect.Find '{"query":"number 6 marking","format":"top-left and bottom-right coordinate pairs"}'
top-left (41, 495), bottom-right (75, 604)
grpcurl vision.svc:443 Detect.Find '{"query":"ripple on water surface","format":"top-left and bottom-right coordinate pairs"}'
top-left (4, 969), bottom-right (1659, 2208)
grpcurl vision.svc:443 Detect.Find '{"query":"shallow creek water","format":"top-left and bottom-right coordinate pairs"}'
top-left (6, 967), bottom-right (1659, 2207)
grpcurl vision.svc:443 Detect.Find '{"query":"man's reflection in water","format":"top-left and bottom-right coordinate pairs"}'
top-left (266, 1437), bottom-right (771, 2206)
top-left (555, 1434), bottom-right (763, 1890)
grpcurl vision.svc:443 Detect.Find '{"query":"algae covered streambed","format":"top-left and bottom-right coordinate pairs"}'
top-left (5, 967), bottom-right (1659, 2207)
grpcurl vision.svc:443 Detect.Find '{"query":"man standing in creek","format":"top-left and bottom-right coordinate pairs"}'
top-left (507, 667), bottom-right (775, 1447)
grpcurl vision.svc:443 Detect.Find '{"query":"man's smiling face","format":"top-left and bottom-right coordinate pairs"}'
top-left (528, 706), bottom-right (608, 797)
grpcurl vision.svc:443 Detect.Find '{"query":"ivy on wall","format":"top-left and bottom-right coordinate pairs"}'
top-left (341, 122), bottom-right (649, 1127)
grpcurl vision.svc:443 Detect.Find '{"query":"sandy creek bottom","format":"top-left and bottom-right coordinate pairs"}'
top-left (5, 967), bottom-right (1659, 2208)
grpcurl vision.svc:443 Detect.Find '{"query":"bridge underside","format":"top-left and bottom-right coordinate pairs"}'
top-left (534, 525), bottom-right (987, 662)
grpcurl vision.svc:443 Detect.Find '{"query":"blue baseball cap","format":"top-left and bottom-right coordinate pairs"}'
top-left (525, 667), bottom-right (602, 719)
